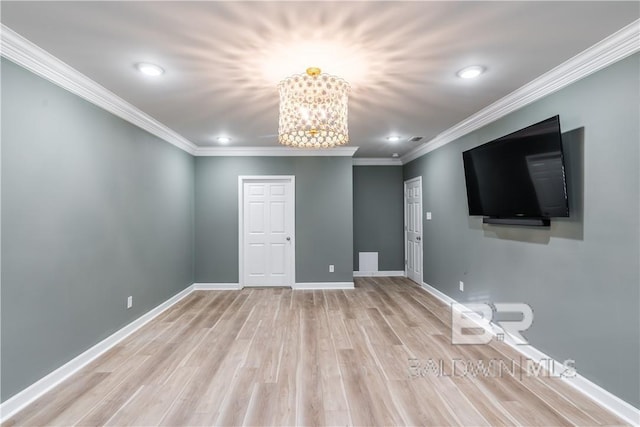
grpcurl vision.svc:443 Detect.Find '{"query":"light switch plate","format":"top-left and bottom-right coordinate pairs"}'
top-left (426, 212), bottom-right (432, 220)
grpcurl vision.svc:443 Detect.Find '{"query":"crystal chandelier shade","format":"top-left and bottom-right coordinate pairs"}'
top-left (278, 67), bottom-right (350, 148)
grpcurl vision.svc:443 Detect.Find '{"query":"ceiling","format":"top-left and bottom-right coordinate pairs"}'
top-left (2, 2), bottom-right (638, 158)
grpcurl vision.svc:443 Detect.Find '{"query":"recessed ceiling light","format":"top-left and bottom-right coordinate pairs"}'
top-left (216, 136), bottom-right (231, 144)
top-left (457, 65), bottom-right (486, 79)
top-left (136, 62), bottom-right (164, 77)
top-left (387, 136), bottom-right (401, 142)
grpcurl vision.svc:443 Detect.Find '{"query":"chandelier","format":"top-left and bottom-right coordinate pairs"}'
top-left (278, 67), bottom-right (350, 148)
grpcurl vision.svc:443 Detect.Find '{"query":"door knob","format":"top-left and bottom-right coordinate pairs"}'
top-left (286, 236), bottom-right (291, 241)
top-left (416, 236), bottom-right (421, 241)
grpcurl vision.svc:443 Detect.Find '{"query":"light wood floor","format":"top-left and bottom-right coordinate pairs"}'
top-left (3, 277), bottom-right (628, 426)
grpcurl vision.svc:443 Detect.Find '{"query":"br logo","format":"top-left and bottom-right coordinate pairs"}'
top-left (451, 303), bottom-right (533, 345)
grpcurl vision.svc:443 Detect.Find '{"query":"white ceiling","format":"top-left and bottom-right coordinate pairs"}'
top-left (2, 1), bottom-right (638, 158)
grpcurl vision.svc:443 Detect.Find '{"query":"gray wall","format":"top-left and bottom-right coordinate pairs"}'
top-left (404, 54), bottom-right (639, 407)
top-left (353, 166), bottom-right (404, 271)
top-left (1, 59), bottom-right (195, 402)
top-left (195, 156), bottom-right (353, 283)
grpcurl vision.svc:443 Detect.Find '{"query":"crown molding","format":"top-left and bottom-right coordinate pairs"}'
top-left (3, 18), bottom-right (637, 162)
top-left (0, 24), bottom-right (359, 159)
top-left (0, 24), bottom-right (199, 155)
top-left (352, 158), bottom-right (402, 166)
top-left (193, 146), bottom-right (359, 157)
top-left (402, 19), bottom-right (640, 164)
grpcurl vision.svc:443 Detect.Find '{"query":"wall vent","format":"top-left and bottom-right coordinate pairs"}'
top-left (359, 252), bottom-right (378, 273)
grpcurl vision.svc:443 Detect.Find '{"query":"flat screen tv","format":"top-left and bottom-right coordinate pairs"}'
top-left (462, 116), bottom-right (569, 226)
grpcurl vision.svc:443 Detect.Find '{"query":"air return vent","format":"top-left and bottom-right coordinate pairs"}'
top-left (409, 136), bottom-right (423, 142)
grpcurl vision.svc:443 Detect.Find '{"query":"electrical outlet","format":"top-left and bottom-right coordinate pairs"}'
top-left (459, 281), bottom-right (464, 292)
top-left (426, 212), bottom-right (432, 220)
top-left (127, 296), bottom-right (133, 309)
top-left (329, 264), bottom-right (335, 273)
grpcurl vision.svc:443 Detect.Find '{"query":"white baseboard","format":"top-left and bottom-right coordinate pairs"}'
top-left (196, 282), bottom-right (355, 290)
top-left (420, 281), bottom-right (456, 305)
top-left (420, 281), bottom-right (640, 426)
top-left (293, 282), bottom-right (354, 290)
top-left (193, 282), bottom-right (241, 290)
top-left (0, 284), bottom-right (195, 423)
top-left (353, 270), bottom-right (406, 277)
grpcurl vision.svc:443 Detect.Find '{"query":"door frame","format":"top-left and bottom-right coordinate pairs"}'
top-left (404, 176), bottom-right (423, 284)
top-left (238, 175), bottom-right (296, 288)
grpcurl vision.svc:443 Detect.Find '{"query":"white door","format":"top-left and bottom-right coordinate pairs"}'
top-left (405, 177), bottom-right (422, 284)
top-left (240, 177), bottom-right (295, 287)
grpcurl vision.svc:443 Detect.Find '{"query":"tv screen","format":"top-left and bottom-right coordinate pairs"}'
top-left (462, 116), bottom-right (569, 220)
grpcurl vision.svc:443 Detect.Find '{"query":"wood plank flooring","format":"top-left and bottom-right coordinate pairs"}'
top-left (3, 277), bottom-right (629, 426)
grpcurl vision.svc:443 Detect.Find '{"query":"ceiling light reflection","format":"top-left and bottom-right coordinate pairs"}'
top-left (136, 62), bottom-right (164, 77)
